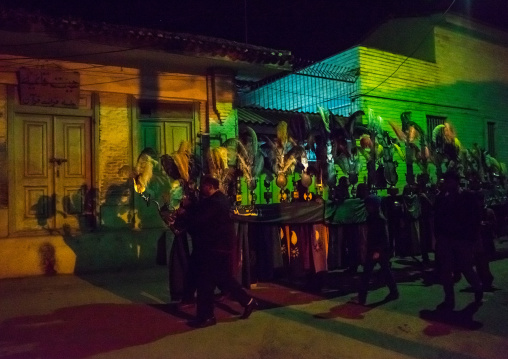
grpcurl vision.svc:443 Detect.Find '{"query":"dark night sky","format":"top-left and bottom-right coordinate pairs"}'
top-left (3, 0), bottom-right (508, 60)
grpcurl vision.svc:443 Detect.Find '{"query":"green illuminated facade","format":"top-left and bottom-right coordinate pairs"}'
top-left (240, 13), bottom-right (508, 193)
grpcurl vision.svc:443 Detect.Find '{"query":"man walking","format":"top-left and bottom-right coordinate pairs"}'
top-left (183, 175), bottom-right (257, 327)
top-left (434, 170), bottom-right (483, 310)
top-left (358, 195), bottom-right (399, 305)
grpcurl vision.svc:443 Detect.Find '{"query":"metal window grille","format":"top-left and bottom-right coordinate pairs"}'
top-left (426, 115), bottom-right (446, 142)
top-left (238, 63), bottom-right (360, 116)
top-left (487, 122), bottom-right (496, 156)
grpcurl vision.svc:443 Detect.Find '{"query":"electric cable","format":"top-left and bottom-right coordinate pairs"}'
top-left (362, 0), bottom-right (457, 97)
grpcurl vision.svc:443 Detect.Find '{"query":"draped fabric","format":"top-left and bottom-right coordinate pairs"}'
top-left (236, 222), bottom-right (251, 288)
top-left (325, 198), bottom-right (368, 225)
top-left (168, 232), bottom-right (191, 301)
top-left (287, 224), bottom-right (308, 278)
top-left (311, 223), bottom-right (329, 273)
top-left (398, 194), bottom-right (422, 256)
top-left (327, 225), bottom-right (345, 270)
top-left (232, 202), bottom-right (324, 224)
top-left (234, 200), bottom-right (372, 285)
top-left (233, 199), bottom-right (370, 225)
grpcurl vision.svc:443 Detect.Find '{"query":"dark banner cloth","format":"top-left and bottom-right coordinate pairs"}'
top-left (233, 199), bottom-right (369, 225)
top-left (167, 232), bottom-right (191, 301)
top-left (327, 225), bottom-right (345, 270)
top-left (232, 202), bottom-right (324, 224)
top-left (325, 198), bottom-right (367, 225)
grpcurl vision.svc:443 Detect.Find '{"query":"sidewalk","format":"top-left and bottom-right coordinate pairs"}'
top-left (1, 244), bottom-right (508, 358)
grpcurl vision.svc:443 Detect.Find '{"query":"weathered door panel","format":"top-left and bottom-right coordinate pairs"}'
top-left (164, 122), bottom-right (192, 154)
top-left (13, 115), bottom-right (54, 231)
top-left (136, 120), bottom-right (192, 228)
top-left (140, 123), bottom-right (163, 156)
top-left (54, 117), bottom-right (92, 230)
top-left (13, 114), bottom-right (92, 233)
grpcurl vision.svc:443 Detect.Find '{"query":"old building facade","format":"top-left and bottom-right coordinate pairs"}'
top-left (0, 9), bottom-right (291, 278)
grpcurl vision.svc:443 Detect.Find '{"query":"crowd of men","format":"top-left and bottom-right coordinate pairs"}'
top-left (339, 171), bottom-right (499, 309)
top-left (161, 170), bottom-right (502, 328)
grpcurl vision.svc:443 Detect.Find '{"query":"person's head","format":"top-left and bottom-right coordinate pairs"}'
top-left (356, 183), bottom-right (369, 199)
top-left (469, 174), bottom-right (482, 191)
top-left (416, 173), bottom-right (429, 192)
top-left (442, 170), bottom-right (461, 194)
top-left (338, 176), bottom-right (349, 188)
top-left (364, 195), bottom-right (382, 215)
top-left (200, 175), bottom-right (220, 198)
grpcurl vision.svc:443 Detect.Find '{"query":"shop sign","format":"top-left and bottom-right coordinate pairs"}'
top-left (18, 67), bottom-right (80, 108)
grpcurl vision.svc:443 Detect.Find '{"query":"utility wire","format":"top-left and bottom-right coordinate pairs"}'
top-left (362, 0), bottom-right (457, 97)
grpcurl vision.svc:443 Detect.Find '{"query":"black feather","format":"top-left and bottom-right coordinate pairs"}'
top-left (288, 113), bottom-right (311, 144)
top-left (160, 154), bottom-right (181, 180)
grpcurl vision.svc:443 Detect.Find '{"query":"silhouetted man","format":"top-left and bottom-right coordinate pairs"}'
top-left (358, 195), bottom-right (399, 305)
top-left (183, 175), bottom-right (257, 327)
top-left (434, 171), bottom-right (483, 310)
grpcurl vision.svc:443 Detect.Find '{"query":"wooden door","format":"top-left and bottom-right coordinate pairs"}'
top-left (139, 120), bottom-right (192, 156)
top-left (53, 117), bottom-right (92, 230)
top-left (164, 121), bottom-right (192, 154)
top-left (13, 114), bottom-right (92, 233)
top-left (136, 120), bottom-right (192, 228)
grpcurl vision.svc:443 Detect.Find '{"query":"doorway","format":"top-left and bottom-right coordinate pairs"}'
top-left (12, 114), bottom-right (92, 233)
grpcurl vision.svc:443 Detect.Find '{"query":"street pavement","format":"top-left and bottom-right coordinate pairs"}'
top-left (2, 239), bottom-right (508, 359)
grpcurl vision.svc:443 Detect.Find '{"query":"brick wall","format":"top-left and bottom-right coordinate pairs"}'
top-left (0, 85), bottom-right (6, 208)
top-left (98, 92), bottom-right (132, 205)
top-left (207, 72), bottom-right (237, 143)
top-left (355, 21), bottom-right (508, 188)
top-left (435, 26), bottom-right (508, 163)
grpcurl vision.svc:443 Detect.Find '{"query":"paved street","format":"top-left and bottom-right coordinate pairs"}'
top-left (1, 241), bottom-right (508, 359)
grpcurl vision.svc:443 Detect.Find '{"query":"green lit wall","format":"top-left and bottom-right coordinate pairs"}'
top-left (353, 18), bottom-right (508, 191)
top-left (240, 15), bottom-right (508, 202)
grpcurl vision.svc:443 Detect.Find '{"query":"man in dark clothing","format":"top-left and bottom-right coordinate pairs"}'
top-left (345, 183), bottom-right (369, 274)
top-left (471, 190), bottom-right (496, 291)
top-left (417, 175), bottom-right (435, 265)
top-left (183, 175), bottom-right (257, 327)
top-left (332, 176), bottom-right (350, 203)
top-left (434, 171), bottom-right (483, 311)
top-left (358, 195), bottom-right (399, 305)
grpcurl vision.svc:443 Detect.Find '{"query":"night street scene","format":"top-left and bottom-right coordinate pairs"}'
top-left (1, 0), bottom-right (508, 358)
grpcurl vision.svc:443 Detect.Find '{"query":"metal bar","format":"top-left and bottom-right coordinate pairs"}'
top-left (292, 71), bottom-right (356, 83)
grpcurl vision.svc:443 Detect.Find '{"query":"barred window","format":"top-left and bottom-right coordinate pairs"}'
top-left (487, 122), bottom-right (496, 156)
top-left (426, 115), bottom-right (446, 142)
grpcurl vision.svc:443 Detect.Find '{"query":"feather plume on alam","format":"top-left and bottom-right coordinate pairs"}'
top-left (208, 147), bottom-right (228, 174)
top-left (237, 145), bottom-right (253, 186)
top-left (263, 122), bottom-right (297, 175)
top-left (207, 146), bottom-right (234, 193)
top-left (134, 153), bottom-right (157, 193)
top-left (277, 121), bottom-right (289, 146)
top-left (318, 106), bottom-right (331, 133)
top-left (236, 126), bottom-right (265, 189)
top-left (388, 121), bottom-right (407, 142)
top-left (172, 141), bottom-right (192, 182)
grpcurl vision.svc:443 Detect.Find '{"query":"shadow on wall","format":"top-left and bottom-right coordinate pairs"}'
top-left (58, 180), bottom-right (169, 274)
top-left (38, 242), bottom-right (57, 275)
top-left (31, 185), bottom-right (97, 233)
top-left (100, 183), bottom-right (134, 229)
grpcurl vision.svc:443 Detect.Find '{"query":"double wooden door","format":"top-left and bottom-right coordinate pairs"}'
top-left (12, 114), bottom-right (92, 233)
top-left (135, 120), bottom-right (193, 228)
top-left (139, 120), bottom-right (192, 156)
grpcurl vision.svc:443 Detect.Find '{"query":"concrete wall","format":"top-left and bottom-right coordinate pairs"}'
top-left (0, 229), bottom-right (170, 278)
